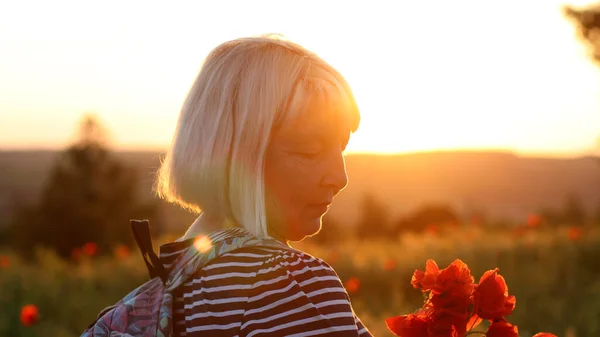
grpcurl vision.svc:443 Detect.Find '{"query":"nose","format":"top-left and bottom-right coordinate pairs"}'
top-left (321, 150), bottom-right (348, 196)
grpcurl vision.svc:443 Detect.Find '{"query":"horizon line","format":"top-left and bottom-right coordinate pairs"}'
top-left (1, 146), bottom-right (597, 160)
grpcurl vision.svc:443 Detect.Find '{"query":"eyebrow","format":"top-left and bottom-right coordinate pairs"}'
top-left (309, 122), bottom-right (351, 148)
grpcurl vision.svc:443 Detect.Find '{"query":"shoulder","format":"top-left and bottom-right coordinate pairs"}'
top-left (185, 245), bottom-right (365, 336)
top-left (223, 246), bottom-right (360, 336)
top-left (198, 244), bottom-right (344, 293)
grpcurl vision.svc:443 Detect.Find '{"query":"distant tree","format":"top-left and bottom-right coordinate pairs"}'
top-left (565, 4), bottom-right (600, 157)
top-left (391, 204), bottom-right (460, 236)
top-left (565, 4), bottom-right (600, 222)
top-left (563, 193), bottom-right (586, 225)
top-left (10, 114), bottom-right (161, 259)
top-left (354, 193), bottom-right (391, 239)
top-left (564, 4), bottom-right (600, 64)
top-left (539, 207), bottom-right (563, 227)
top-left (306, 213), bottom-right (347, 245)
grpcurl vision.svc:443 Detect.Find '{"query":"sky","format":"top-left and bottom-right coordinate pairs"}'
top-left (1, 0), bottom-right (599, 157)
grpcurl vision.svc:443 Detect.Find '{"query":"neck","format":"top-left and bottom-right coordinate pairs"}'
top-left (180, 213), bottom-right (290, 247)
top-left (179, 213), bottom-right (230, 241)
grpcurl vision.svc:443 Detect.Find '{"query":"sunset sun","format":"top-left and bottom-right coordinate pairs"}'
top-left (0, 0), bottom-right (599, 157)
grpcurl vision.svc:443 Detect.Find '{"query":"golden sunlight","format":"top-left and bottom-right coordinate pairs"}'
top-left (0, 0), bottom-right (599, 156)
top-left (193, 236), bottom-right (213, 253)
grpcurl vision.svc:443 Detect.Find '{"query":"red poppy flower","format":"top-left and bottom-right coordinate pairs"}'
top-left (431, 259), bottom-right (475, 298)
top-left (114, 244), bottom-right (131, 259)
top-left (411, 259), bottom-right (440, 291)
top-left (568, 227), bottom-right (582, 241)
top-left (384, 259), bottom-right (396, 271)
top-left (387, 259), bottom-right (524, 337)
top-left (486, 319), bottom-right (518, 337)
top-left (0, 255), bottom-right (10, 269)
top-left (428, 308), bottom-right (467, 337)
top-left (386, 310), bottom-right (429, 337)
top-left (82, 242), bottom-right (98, 256)
top-left (527, 213), bottom-right (541, 228)
top-left (20, 304), bottom-right (40, 326)
top-left (426, 224), bottom-right (440, 236)
top-left (344, 277), bottom-right (361, 294)
top-left (473, 268), bottom-right (516, 320)
top-left (532, 333), bottom-right (558, 337)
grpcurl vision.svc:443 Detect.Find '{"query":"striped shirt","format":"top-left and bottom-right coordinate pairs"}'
top-left (159, 228), bottom-right (373, 337)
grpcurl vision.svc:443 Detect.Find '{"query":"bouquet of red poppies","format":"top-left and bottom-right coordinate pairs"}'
top-left (385, 259), bottom-right (556, 337)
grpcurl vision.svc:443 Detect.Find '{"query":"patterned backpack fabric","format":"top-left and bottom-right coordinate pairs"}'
top-left (81, 219), bottom-right (288, 337)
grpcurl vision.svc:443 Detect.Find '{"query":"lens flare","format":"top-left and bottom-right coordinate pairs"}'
top-left (194, 236), bottom-right (213, 253)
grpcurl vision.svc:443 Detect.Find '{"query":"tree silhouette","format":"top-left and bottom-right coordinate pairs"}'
top-left (305, 213), bottom-right (346, 244)
top-left (10, 114), bottom-right (160, 259)
top-left (355, 193), bottom-right (391, 239)
top-left (564, 4), bottom-right (600, 64)
top-left (391, 204), bottom-right (460, 236)
top-left (563, 193), bottom-right (586, 225)
top-left (565, 3), bottom-right (600, 196)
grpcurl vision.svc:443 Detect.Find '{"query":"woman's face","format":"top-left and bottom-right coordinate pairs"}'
top-left (264, 99), bottom-right (352, 242)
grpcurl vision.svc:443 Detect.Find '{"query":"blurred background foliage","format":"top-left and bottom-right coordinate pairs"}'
top-left (2, 2), bottom-right (600, 337)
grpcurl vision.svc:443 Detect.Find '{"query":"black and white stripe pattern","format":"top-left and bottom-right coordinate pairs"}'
top-left (159, 229), bottom-right (372, 337)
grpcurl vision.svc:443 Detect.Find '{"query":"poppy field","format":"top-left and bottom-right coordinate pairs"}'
top-left (1, 224), bottom-right (599, 337)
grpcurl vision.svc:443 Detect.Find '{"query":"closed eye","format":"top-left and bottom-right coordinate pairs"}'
top-left (296, 151), bottom-right (320, 159)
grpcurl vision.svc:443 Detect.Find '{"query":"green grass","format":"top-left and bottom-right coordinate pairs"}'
top-left (1, 225), bottom-right (599, 337)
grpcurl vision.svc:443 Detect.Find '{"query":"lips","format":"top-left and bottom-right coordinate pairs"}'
top-left (308, 201), bottom-right (331, 213)
top-left (310, 200), bottom-right (332, 208)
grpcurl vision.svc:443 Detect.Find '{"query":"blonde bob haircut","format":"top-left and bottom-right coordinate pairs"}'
top-left (155, 34), bottom-right (360, 238)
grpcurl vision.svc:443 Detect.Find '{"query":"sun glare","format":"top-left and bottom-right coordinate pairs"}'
top-left (0, 0), bottom-right (598, 156)
top-left (193, 236), bottom-right (213, 253)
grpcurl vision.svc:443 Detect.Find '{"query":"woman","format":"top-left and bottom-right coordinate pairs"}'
top-left (155, 34), bottom-right (372, 337)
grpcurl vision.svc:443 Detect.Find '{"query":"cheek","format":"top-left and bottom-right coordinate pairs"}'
top-left (264, 156), bottom-right (320, 218)
top-left (266, 159), bottom-right (308, 205)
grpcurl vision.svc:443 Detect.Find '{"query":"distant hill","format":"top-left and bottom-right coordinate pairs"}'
top-left (338, 151), bottom-right (600, 224)
top-left (1, 150), bottom-right (599, 232)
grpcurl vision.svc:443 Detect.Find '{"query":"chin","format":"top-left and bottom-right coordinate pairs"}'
top-left (288, 217), bottom-right (322, 242)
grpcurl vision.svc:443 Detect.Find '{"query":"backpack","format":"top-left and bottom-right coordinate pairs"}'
top-left (81, 219), bottom-right (288, 337)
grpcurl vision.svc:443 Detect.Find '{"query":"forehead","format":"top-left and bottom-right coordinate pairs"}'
top-left (275, 95), bottom-right (354, 142)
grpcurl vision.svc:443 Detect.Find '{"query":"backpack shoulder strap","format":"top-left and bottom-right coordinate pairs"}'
top-left (164, 233), bottom-right (288, 292)
top-left (130, 219), bottom-right (167, 284)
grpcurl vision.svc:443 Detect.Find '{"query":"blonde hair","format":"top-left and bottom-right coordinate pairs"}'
top-left (155, 34), bottom-right (360, 238)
